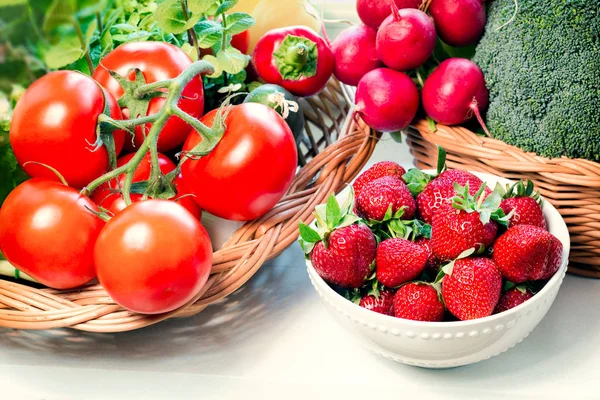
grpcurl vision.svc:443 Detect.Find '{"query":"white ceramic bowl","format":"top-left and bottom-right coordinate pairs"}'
top-left (306, 172), bottom-right (570, 369)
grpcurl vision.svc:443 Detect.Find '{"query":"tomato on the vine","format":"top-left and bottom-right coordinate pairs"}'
top-left (181, 102), bottom-right (297, 221)
top-left (0, 179), bottom-right (104, 289)
top-left (93, 42), bottom-right (205, 152)
top-left (10, 71), bottom-right (125, 188)
top-left (94, 200), bottom-right (213, 314)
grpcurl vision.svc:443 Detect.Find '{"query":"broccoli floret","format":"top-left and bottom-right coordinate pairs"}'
top-left (473, 0), bottom-right (600, 161)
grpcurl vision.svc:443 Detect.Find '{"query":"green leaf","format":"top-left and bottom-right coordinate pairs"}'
top-left (504, 280), bottom-right (516, 292)
top-left (44, 36), bottom-right (84, 69)
top-left (85, 18), bottom-right (98, 46)
top-left (216, 46), bottom-right (249, 74)
top-left (188, 0), bottom-right (218, 14)
top-left (299, 223), bottom-right (322, 243)
top-left (402, 168), bottom-right (431, 196)
top-left (481, 191), bottom-right (502, 211)
top-left (326, 194), bottom-right (341, 230)
top-left (43, 0), bottom-right (76, 33)
top-left (436, 146), bottom-right (447, 175)
top-left (338, 185), bottom-right (355, 216)
top-left (337, 214), bottom-right (361, 229)
top-left (202, 54), bottom-right (223, 78)
top-left (194, 20), bottom-right (224, 48)
top-left (215, 0), bottom-right (237, 15)
top-left (225, 12), bottom-right (254, 35)
top-left (181, 42), bottom-right (199, 61)
top-left (155, 0), bottom-right (201, 34)
top-left (0, 0), bottom-right (27, 6)
top-left (100, 30), bottom-right (114, 55)
top-left (389, 130), bottom-right (403, 143)
top-left (457, 247), bottom-right (476, 259)
top-left (427, 116), bottom-right (437, 133)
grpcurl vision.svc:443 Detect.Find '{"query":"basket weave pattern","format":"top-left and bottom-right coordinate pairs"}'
top-left (0, 80), bottom-right (379, 332)
top-left (407, 119), bottom-right (600, 278)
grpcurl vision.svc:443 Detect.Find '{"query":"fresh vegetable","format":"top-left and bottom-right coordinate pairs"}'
top-left (494, 286), bottom-right (533, 314)
top-left (394, 282), bottom-right (445, 322)
top-left (352, 161), bottom-right (406, 198)
top-left (94, 200), bottom-right (213, 314)
top-left (421, 58), bottom-right (489, 131)
top-left (429, 0), bottom-right (486, 47)
top-left (493, 225), bottom-right (563, 283)
top-left (9, 71), bottom-right (125, 188)
top-left (473, 0), bottom-right (600, 161)
top-left (181, 103), bottom-right (297, 221)
top-left (355, 176), bottom-right (416, 222)
top-left (441, 257), bottom-right (502, 320)
top-left (331, 24), bottom-right (382, 86)
top-left (243, 84), bottom-right (305, 142)
top-left (355, 68), bottom-right (419, 132)
top-left (376, 238), bottom-right (428, 288)
top-left (376, 7), bottom-right (436, 71)
top-left (0, 179), bottom-right (104, 289)
top-left (93, 41), bottom-right (205, 152)
top-left (359, 289), bottom-right (395, 316)
top-left (356, 0), bottom-right (421, 30)
top-left (252, 26), bottom-right (334, 97)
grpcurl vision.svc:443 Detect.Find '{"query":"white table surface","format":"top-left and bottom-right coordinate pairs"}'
top-left (1, 140), bottom-right (599, 400)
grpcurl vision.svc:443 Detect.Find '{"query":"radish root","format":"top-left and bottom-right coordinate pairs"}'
top-left (469, 97), bottom-right (492, 137)
top-left (419, 0), bottom-right (433, 13)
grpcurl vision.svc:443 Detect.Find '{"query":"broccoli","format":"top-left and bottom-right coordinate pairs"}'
top-left (473, 0), bottom-right (600, 161)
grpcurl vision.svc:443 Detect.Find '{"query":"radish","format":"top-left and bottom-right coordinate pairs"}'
top-left (429, 0), bottom-right (486, 47)
top-left (357, 0), bottom-right (422, 30)
top-left (331, 24), bottom-right (382, 86)
top-left (376, 5), bottom-right (436, 71)
top-left (421, 58), bottom-right (490, 135)
top-left (355, 68), bottom-right (419, 132)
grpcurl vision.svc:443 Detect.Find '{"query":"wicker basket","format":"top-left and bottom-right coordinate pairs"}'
top-left (406, 119), bottom-right (600, 278)
top-left (0, 80), bottom-right (379, 332)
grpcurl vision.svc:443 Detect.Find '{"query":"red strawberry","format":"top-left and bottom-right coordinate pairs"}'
top-left (353, 161), bottom-right (406, 197)
top-left (376, 238), bottom-right (428, 287)
top-left (359, 289), bottom-right (395, 316)
top-left (442, 257), bottom-right (502, 320)
top-left (500, 197), bottom-right (546, 230)
top-left (494, 287), bottom-right (533, 314)
top-left (493, 225), bottom-right (563, 283)
top-left (417, 170), bottom-right (490, 224)
top-left (414, 237), bottom-right (443, 273)
top-left (356, 176), bottom-right (416, 221)
top-left (394, 282), bottom-right (445, 322)
top-left (310, 223), bottom-right (377, 288)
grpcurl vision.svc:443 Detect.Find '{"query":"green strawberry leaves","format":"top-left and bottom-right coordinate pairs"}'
top-left (402, 168), bottom-right (432, 196)
top-left (503, 179), bottom-right (542, 205)
top-left (435, 247), bottom-right (476, 283)
top-left (451, 182), bottom-right (511, 227)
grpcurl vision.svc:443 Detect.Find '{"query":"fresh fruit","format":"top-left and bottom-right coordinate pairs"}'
top-left (93, 41), bottom-right (204, 152)
top-left (394, 283), bottom-right (445, 322)
top-left (94, 200), bottom-right (213, 314)
top-left (422, 58), bottom-right (489, 132)
top-left (499, 180), bottom-right (546, 230)
top-left (415, 237), bottom-right (442, 273)
top-left (357, 0), bottom-right (422, 29)
top-left (429, 0), bottom-right (486, 47)
top-left (376, 238), bottom-right (428, 287)
top-left (356, 176), bottom-right (416, 222)
top-left (494, 287), bottom-right (534, 314)
top-left (252, 26), bottom-right (334, 97)
top-left (355, 68), bottom-right (419, 132)
top-left (442, 257), bottom-right (502, 320)
top-left (331, 24), bottom-right (382, 86)
top-left (0, 179), bottom-right (104, 289)
top-left (181, 103), bottom-right (297, 221)
top-left (353, 161), bottom-right (406, 198)
top-left (376, 7), bottom-right (437, 71)
top-left (359, 289), bottom-right (395, 316)
top-left (493, 225), bottom-right (563, 283)
top-left (10, 71), bottom-right (125, 188)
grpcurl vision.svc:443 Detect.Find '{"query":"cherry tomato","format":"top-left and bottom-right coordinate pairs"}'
top-left (0, 179), bottom-right (104, 289)
top-left (93, 42), bottom-right (205, 152)
top-left (94, 200), bottom-right (213, 314)
top-left (10, 71), bottom-right (125, 188)
top-left (181, 103), bottom-right (297, 221)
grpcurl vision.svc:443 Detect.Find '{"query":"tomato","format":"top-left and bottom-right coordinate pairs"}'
top-left (10, 71), bottom-right (125, 189)
top-left (93, 42), bottom-right (204, 152)
top-left (0, 179), bottom-right (104, 289)
top-left (94, 200), bottom-right (213, 314)
top-left (181, 103), bottom-right (297, 221)
top-left (231, 30), bottom-right (250, 55)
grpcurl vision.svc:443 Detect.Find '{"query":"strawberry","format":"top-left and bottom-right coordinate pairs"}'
top-left (441, 257), bottom-right (502, 320)
top-left (355, 176), bottom-right (416, 222)
top-left (494, 286), bottom-right (533, 314)
top-left (414, 237), bottom-right (443, 273)
top-left (359, 289), bottom-right (395, 316)
top-left (417, 170), bottom-right (491, 224)
top-left (353, 161), bottom-right (406, 197)
top-left (493, 224), bottom-right (563, 283)
top-left (376, 238), bottom-right (428, 287)
top-left (393, 282), bottom-right (445, 322)
top-left (499, 180), bottom-right (546, 230)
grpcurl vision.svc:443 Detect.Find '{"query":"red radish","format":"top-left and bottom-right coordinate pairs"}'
top-left (422, 58), bottom-right (490, 135)
top-left (429, 0), bottom-right (486, 47)
top-left (355, 68), bottom-right (419, 132)
top-left (357, 0), bottom-right (422, 29)
top-left (331, 24), bottom-right (382, 86)
top-left (377, 6), bottom-right (437, 71)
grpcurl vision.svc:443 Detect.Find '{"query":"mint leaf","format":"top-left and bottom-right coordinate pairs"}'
top-left (188, 0), bottom-right (218, 14)
top-left (194, 20), bottom-right (224, 48)
top-left (216, 46), bottom-right (249, 75)
top-left (215, 0), bottom-right (237, 15)
top-left (225, 12), bottom-right (254, 35)
top-left (155, 0), bottom-right (201, 34)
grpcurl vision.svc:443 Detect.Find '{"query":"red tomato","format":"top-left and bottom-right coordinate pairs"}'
top-left (181, 103), bottom-right (297, 221)
top-left (93, 42), bottom-right (205, 152)
top-left (0, 179), bottom-right (104, 289)
top-left (231, 30), bottom-right (250, 54)
top-left (252, 26), bottom-right (334, 97)
top-left (10, 71), bottom-right (125, 188)
top-left (94, 200), bottom-right (213, 314)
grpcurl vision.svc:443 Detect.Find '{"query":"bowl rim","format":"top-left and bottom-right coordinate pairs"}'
top-left (305, 170), bottom-right (571, 328)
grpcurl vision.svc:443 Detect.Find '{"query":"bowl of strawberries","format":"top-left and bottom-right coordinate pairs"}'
top-left (299, 153), bottom-right (569, 368)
